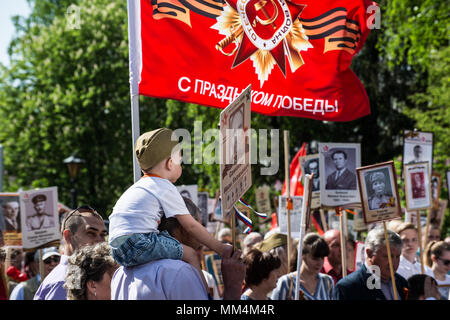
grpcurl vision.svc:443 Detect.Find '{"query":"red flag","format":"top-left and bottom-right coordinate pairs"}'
top-left (281, 142), bottom-right (307, 197)
top-left (129, 0), bottom-right (376, 121)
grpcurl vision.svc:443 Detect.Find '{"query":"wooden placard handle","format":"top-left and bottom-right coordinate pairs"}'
top-left (383, 221), bottom-right (399, 300)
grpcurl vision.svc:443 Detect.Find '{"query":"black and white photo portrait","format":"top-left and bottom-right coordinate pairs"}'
top-left (325, 149), bottom-right (357, 190)
top-left (319, 143), bottom-right (361, 208)
top-left (1, 199), bottom-right (21, 232)
top-left (403, 131), bottom-right (433, 171)
top-left (357, 161), bottom-right (401, 224)
top-left (305, 158), bottom-right (320, 191)
top-left (20, 186), bottom-right (60, 250)
top-left (364, 169), bottom-right (394, 210)
top-left (26, 194), bottom-right (55, 231)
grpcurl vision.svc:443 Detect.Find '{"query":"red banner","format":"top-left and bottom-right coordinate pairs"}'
top-left (136, 0), bottom-right (376, 121)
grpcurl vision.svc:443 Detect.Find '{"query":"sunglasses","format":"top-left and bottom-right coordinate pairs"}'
top-left (44, 255), bottom-right (61, 264)
top-left (61, 205), bottom-right (98, 232)
top-left (438, 258), bottom-right (450, 266)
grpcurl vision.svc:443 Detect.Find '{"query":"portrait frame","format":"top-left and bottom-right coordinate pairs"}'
top-left (197, 192), bottom-right (209, 228)
top-left (404, 162), bottom-right (432, 211)
top-left (278, 196), bottom-right (303, 239)
top-left (319, 142), bottom-right (361, 208)
top-left (356, 161), bottom-right (402, 224)
top-left (429, 199), bottom-right (448, 231)
top-left (402, 130), bottom-right (433, 174)
top-left (430, 172), bottom-right (441, 211)
top-left (19, 187), bottom-right (60, 250)
top-left (300, 154), bottom-right (321, 209)
top-left (0, 193), bottom-right (22, 246)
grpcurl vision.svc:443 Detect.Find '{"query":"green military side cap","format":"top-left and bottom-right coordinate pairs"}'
top-left (257, 233), bottom-right (288, 252)
top-left (135, 128), bottom-right (179, 171)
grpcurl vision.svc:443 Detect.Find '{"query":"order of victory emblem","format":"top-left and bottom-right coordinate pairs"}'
top-left (212, 0), bottom-right (312, 86)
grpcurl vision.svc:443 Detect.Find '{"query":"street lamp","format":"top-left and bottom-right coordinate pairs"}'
top-left (63, 154), bottom-right (85, 209)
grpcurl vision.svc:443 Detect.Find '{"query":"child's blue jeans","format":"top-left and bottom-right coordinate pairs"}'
top-left (111, 231), bottom-right (183, 267)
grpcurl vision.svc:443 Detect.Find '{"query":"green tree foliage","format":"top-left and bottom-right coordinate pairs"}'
top-left (0, 0), bottom-right (166, 215)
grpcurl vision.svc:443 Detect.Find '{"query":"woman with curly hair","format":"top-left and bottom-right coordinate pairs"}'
top-left (64, 242), bottom-right (118, 300)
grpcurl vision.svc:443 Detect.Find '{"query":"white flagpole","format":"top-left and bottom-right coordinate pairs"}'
top-left (127, 0), bottom-right (142, 183)
top-left (295, 174), bottom-right (311, 300)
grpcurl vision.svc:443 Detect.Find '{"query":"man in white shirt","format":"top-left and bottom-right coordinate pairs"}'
top-left (394, 222), bottom-right (422, 281)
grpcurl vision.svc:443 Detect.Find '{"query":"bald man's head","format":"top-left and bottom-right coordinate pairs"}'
top-left (324, 229), bottom-right (340, 244)
top-left (323, 229), bottom-right (342, 267)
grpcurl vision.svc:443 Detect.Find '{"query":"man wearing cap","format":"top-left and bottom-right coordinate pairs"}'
top-left (26, 194), bottom-right (54, 231)
top-left (368, 171), bottom-right (393, 210)
top-left (34, 206), bottom-right (107, 300)
top-left (10, 247), bottom-right (60, 300)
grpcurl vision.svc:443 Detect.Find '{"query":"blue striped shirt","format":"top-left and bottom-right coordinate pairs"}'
top-left (271, 272), bottom-right (335, 300)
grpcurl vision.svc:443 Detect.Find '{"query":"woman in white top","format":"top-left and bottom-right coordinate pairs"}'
top-left (394, 222), bottom-right (422, 281)
top-left (424, 240), bottom-right (450, 299)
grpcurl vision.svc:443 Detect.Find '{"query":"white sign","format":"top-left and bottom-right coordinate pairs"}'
top-left (278, 196), bottom-right (303, 239)
top-left (20, 187), bottom-right (60, 250)
top-left (255, 185), bottom-right (272, 214)
top-left (403, 130), bottom-right (433, 174)
top-left (404, 162), bottom-right (432, 211)
top-left (354, 241), bottom-right (365, 271)
top-left (319, 142), bottom-right (361, 207)
top-left (220, 85), bottom-right (252, 216)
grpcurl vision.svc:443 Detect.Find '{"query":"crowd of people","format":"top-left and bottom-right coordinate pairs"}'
top-left (0, 127), bottom-right (449, 300)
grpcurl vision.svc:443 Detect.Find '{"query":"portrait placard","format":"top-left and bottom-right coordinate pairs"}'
top-left (0, 193), bottom-right (22, 246)
top-left (429, 199), bottom-right (448, 231)
top-left (278, 196), bottom-right (303, 239)
top-left (300, 154), bottom-right (321, 209)
top-left (20, 187), bottom-right (60, 250)
top-left (357, 161), bottom-right (401, 224)
top-left (402, 130), bottom-right (433, 173)
top-left (255, 185), bottom-right (272, 214)
top-left (430, 172), bottom-right (441, 210)
top-left (197, 192), bottom-right (209, 227)
top-left (319, 142), bottom-right (361, 207)
top-left (219, 85), bottom-right (252, 216)
top-left (176, 184), bottom-right (198, 205)
top-left (404, 162), bottom-right (432, 211)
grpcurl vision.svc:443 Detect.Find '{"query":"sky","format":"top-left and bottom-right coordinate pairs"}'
top-left (0, 0), bottom-right (32, 66)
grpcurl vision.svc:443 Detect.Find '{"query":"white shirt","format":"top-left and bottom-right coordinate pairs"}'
top-left (202, 270), bottom-right (220, 300)
top-left (396, 255), bottom-right (422, 281)
top-left (111, 259), bottom-right (208, 300)
top-left (108, 176), bottom-right (190, 244)
top-left (425, 266), bottom-right (450, 300)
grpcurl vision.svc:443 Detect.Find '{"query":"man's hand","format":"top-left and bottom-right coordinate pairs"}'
top-left (221, 248), bottom-right (245, 300)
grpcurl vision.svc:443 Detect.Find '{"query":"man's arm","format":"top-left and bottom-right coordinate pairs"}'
top-left (176, 214), bottom-right (230, 256)
top-left (221, 248), bottom-right (245, 300)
